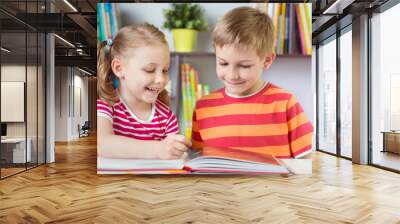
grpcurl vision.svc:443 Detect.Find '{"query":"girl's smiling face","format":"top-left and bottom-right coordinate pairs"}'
top-left (113, 43), bottom-right (170, 104)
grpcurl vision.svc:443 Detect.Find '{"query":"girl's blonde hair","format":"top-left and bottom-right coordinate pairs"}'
top-left (97, 23), bottom-right (170, 105)
top-left (212, 7), bottom-right (275, 57)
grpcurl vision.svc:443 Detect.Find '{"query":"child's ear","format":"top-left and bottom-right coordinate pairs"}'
top-left (263, 53), bottom-right (276, 70)
top-left (111, 57), bottom-right (124, 79)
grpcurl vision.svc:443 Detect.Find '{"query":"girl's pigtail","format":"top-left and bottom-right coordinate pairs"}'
top-left (97, 41), bottom-right (118, 103)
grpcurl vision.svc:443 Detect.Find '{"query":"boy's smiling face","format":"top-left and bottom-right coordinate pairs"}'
top-left (215, 44), bottom-right (275, 97)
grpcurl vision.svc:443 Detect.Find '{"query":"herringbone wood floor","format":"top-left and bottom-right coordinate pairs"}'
top-left (1, 135), bottom-right (400, 224)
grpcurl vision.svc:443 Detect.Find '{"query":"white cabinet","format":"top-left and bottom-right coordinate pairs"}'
top-left (1, 138), bottom-right (32, 163)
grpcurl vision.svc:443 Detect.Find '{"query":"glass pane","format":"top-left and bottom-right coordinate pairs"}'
top-left (27, 0), bottom-right (39, 169)
top-left (1, 30), bottom-right (27, 177)
top-left (340, 29), bottom-right (352, 158)
top-left (27, 31), bottom-right (38, 169)
top-left (38, 32), bottom-right (45, 165)
top-left (371, 4), bottom-right (400, 171)
top-left (0, 1), bottom-right (46, 178)
top-left (318, 38), bottom-right (337, 154)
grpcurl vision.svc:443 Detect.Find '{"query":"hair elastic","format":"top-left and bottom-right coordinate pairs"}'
top-left (106, 39), bottom-right (113, 46)
top-left (113, 76), bottom-right (119, 89)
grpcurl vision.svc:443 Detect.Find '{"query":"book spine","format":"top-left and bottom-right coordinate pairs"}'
top-left (184, 65), bottom-right (192, 138)
top-left (285, 4), bottom-right (290, 54)
top-left (280, 3), bottom-right (286, 55)
top-left (197, 84), bottom-right (202, 100)
top-left (289, 4), bottom-right (298, 55)
top-left (189, 67), bottom-right (196, 109)
top-left (273, 4), bottom-right (280, 54)
top-left (277, 6), bottom-right (282, 55)
top-left (268, 3), bottom-right (274, 17)
top-left (295, 4), bottom-right (306, 55)
top-left (181, 64), bottom-right (188, 135)
top-left (97, 4), bottom-right (105, 41)
top-left (304, 3), bottom-right (312, 55)
top-left (178, 64), bottom-right (206, 138)
top-left (102, 3), bottom-right (111, 39)
top-left (107, 4), bottom-right (115, 38)
top-left (300, 3), bottom-right (311, 55)
top-left (299, 3), bottom-right (307, 55)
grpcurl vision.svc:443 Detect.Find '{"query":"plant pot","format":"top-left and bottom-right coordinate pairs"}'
top-left (172, 29), bottom-right (198, 52)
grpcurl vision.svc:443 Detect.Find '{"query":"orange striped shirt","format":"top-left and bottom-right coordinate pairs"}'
top-left (192, 83), bottom-right (313, 158)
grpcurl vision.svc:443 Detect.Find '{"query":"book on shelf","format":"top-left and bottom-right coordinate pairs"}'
top-left (97, 146), bottom-right (291, 175)
top-left (180, 64), bottom-right (209, 139)
top-left (97, 3), bottom-right (121, 41)
top-left (254, 3), bottom-right (312, 56)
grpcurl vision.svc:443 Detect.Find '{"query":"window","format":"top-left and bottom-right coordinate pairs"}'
top-left (340, 28), bottom-right (352, 158)
top-left (370, 3), bottom-right (400, 171)
top-left (317, 37), bottom-right (337, 154)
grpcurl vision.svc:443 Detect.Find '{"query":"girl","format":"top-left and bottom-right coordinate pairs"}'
top-left (97, 23), bottom-right (190, 160)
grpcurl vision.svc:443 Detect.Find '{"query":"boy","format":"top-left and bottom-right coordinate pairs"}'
top-left (191, 6), bottom-right (313, 158)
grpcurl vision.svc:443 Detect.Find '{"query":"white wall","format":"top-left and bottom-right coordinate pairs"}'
top-left (265, 57), bottom-right (313, 127)
top-left (1, 64), bottom-right (25, 133)
top-left (1, 65), bottom-right (39, 137)
top-left (1, 65), bottom-right (26, 138)
top-left (1, 64), bottom-right (46, 163)
top-left (72, 73), bottom-right (89, 138)
top-left (55, 66), bottom-right (68, 141)
top-left (54, 67), bottom-right (89, 141)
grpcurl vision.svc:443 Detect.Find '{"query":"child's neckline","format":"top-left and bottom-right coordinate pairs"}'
top-left (224, 81), bottom-right (269, 99)
top-left (119, 97), bottom-right (156, 123)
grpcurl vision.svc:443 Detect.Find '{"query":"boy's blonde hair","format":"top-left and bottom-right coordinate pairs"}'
top-left (212, 6), bottom-right (275, 57)
top-left (97, 23), bottom-right (170, 105)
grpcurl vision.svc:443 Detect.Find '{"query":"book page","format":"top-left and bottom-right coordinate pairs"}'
top-left (97, 157), bottom-right (184, 171)
top-left (184, 147), bottom-right (289, 174)
top-left (200, 147), bottom-right (280, 165)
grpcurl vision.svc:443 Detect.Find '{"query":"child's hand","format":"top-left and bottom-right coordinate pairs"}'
top-left (158, 134), bottom-right (191, 160)
top-left (180, 152), bottom-right (189, 160)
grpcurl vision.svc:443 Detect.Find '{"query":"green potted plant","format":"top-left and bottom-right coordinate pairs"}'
top-left (163, 3), bottom-right (208, 52)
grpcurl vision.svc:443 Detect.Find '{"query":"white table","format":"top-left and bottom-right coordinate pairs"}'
top-left (1, 138), bottom-right (32, 163)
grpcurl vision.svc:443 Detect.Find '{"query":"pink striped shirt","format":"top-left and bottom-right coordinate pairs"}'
top-left (97, 98), bottom-right (179, 140)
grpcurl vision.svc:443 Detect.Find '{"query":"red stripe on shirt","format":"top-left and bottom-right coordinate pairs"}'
top-left (97, 98), bottom-right (179, 140)
top-left (292, 144), bottom-right (312, 157)
top-left (287, 103), bottom-right (304, 121)
top-left (205, 135), bottom-right (289, 148)
top-left (197, 113), bottom-right (288, 129)
top-left (289, 122), bottom-right (314, 141)
top-left (196, 93), bottom-right (292, 109)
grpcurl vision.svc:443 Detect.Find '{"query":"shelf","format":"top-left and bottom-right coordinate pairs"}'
top-left (172, 52), bottom-right (310, 58)
top-left (171, 52), bottom-right (214, 57)
top-left (277, 54), bottom-right (311, 58)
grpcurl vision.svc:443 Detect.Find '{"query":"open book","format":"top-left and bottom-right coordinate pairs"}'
top-left (97, 147), bottom-right (290, 174)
